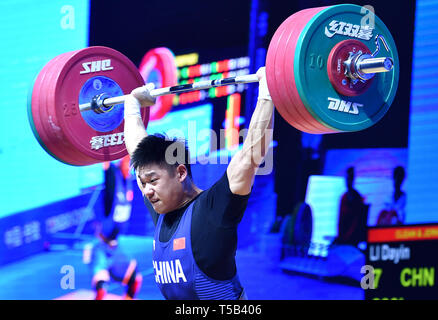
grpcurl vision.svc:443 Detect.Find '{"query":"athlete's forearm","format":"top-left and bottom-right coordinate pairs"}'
top-left (124, 115), bottom-right (148, 156)
top-left (123, 84), bottom-right (155, 156)
top-left (226, 68), bottom-right (273, 195)
top-left (240, 98), bottom-right (274, 168)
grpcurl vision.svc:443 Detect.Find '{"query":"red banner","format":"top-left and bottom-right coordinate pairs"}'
top-left (368, 224), bottom-right (438, 243)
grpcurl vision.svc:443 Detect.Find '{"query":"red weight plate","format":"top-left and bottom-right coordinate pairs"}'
top-left (281, 7), bottom-right (335, 133)
top-left (267, 8), bottom-right (326, 134)
top-left (32, 51), bottom-right (103, 165)
top-left (138, 47), bottom-right (178, 121)
top-left (60, 47), bottom-right (147, 164)
top-left (267, 8), bottom-right (325, 133)
top-left (36, 47), bottom-right (147, 166)
top-left (30, 54), bottom-right (61, 161)
top-left (266, 10), bottom-right (311, 133)
top-left (31, 52), bottom-right (82, 165)
top-left (267, 7), bottom-right (339, 134)
top-left (282, 7), bottom-right (335, 133)
top-left (327, 39), bottom-right (374, 97)
top-left (39, 51), bottom-right (97, 165)
top-left (41, 51), bottom-right (93, 165)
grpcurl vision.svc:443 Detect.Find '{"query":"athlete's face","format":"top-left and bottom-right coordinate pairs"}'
top-left (136, 163), bottom-right (187, 214)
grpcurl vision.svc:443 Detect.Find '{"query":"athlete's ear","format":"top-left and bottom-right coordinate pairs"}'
top-left (176, 164), bottom-right (188, 182)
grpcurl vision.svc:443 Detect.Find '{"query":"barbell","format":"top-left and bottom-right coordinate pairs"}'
top-left (28, 4), bottom-right (399, 166)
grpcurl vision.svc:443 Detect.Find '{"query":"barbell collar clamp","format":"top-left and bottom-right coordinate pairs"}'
top-left (344, 52), bottom-right (394, 82)
top-left (357, 56), bottom-right (394, 75)
top-left (89, 92), bottom-right (112, 114)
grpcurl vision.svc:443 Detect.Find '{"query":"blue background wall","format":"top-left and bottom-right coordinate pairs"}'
top-left (0, 0), bottom-right (101, 218)
top-left (407, 0), bottom-right (438, 223)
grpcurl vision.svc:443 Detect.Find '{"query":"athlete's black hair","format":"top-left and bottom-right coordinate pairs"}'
top-left (130, 133), bottom-right (192, 178)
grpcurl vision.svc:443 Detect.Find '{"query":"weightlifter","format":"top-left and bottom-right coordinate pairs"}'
top-left (123, 67), bottom-right (274, 300)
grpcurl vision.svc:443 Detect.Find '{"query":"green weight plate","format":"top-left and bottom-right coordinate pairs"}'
top-left (294, 4), bottom-right (399, 132)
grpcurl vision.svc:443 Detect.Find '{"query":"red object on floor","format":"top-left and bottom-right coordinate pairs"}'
top-left (55, 289), bottom-right (126, 300)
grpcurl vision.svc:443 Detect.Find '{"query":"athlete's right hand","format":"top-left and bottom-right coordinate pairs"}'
top-left (124, 83), bottom-right (156, 117)
top-left (256, 67), bottom-right (271, 101)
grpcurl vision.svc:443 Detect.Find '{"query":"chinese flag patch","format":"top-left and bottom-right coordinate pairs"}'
top-left (173, 237), bottom-right (186, 251)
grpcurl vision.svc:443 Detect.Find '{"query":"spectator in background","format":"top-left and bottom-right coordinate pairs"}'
top-left (336, 167), bottom-right (368, 247)
top-left (83, 156), bottom-right (142, 300)
top-left (377, 166), bottom-right (406, 225)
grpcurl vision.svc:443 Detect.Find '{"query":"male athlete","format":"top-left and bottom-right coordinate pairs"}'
top-left (123, 67), bottom-right (273, 299)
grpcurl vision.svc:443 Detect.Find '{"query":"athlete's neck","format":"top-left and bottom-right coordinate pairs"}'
top-left (177, 183), bottom-right (202, 210)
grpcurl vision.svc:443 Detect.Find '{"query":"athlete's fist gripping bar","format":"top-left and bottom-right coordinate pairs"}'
top-left (124, 83), bottom-right (157, 118)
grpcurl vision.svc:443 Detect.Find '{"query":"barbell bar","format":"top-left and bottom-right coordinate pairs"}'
top-left (28, 4), bottom-right (400, 166)
top-left (79, 74), bottom-right (260, 112)
top-left (78, 52), bottom-right (393, 114)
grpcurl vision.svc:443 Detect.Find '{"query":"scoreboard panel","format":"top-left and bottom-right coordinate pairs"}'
top-left (366, 224), bottom-right (438, 300)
